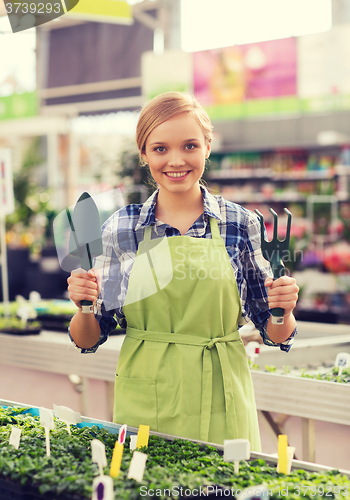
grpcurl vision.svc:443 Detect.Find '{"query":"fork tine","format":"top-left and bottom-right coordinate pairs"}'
top-left (254, 209), bottom-right (266, 248)
top-left (269, 208), bottom-right (278, 242)
top-left (284, 208), bottom-right (292, 247)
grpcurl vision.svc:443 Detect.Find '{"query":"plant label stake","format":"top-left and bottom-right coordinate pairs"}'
top-left (130, 435), bottom-right (138, 451)
top-left (66, 192), bottom-right (103, 314)
top-left (110, 424), bottom-right (127, 478)
top-left (39, 407), bottom-right (55, 457)
top-left (224, 439), bottom-right (250, 475)
top-left (91, 475), bottom-right (114, 500)
top-left (334, 352), bottom-right (350, 377)
top-left (9, 426), bottom-right (21, 449)
top-left (277, 434), bottom-right (294, 475)
top-left (136, 424), bottom-right (150, 449)
top-left (245, 341), bottom-right (260, 364)
top-left (53, 404), bottom-right (81, 435)
top-left (91, 439), bottom-right (107, 477)
top-left (127, 451), bottom-right (148, 482)
top-left (255, 208), bottom-right (292, 325)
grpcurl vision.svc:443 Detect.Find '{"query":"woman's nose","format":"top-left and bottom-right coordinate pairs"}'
top-left (167, 151), bottom-right (185, 167)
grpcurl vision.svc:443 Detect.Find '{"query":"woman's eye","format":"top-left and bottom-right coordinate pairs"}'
top-left (185, 144), bottom-right (196, 150)
top-left (155, 146), bottom-right (165, 152)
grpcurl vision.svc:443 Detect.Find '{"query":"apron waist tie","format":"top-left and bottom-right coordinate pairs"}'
top-left (126, 327), bottom-right (241, 442)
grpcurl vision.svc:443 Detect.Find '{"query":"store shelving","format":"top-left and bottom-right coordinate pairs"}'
top-left (206, 146), bottom-right (350, 323)
top-left (207, 147), bottom-right (350, 205)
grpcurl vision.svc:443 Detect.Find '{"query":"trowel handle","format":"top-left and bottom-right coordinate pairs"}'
top-left (81, 300), bottom-right (94, 314)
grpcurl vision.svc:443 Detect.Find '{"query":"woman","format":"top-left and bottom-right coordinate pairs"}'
top-left (68, 92), bottom-right (299, 451)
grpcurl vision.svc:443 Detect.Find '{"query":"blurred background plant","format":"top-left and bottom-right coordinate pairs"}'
top-left (117, 139), bottom-right (155, 204)
top-left (5, 138), bottom-right (56, 256)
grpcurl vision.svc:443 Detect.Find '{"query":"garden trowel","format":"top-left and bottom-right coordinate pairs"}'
top-left (66, 192), bottom-right (103, 313)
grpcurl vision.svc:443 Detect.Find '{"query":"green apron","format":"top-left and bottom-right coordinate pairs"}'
top-left (114, 217), bottom-right (261, 450)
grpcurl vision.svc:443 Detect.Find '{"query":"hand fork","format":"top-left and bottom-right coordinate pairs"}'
top-left (255, 208), bottom-right (292, 325)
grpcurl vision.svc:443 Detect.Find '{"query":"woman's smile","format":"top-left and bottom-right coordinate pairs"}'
top-left (164, 170), bottom-right (191, 179)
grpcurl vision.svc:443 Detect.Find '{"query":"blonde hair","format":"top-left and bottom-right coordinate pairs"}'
top-left (136, 92), bottom-right (213, 157)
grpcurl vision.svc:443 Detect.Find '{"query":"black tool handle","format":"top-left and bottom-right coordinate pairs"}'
top-left (80, 245), bottom-right (94, 314)
top-left (271, 264), bottom-right (285, 324)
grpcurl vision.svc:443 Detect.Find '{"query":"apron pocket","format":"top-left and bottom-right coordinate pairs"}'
top-left (114, 375), bottom-right (157, 431)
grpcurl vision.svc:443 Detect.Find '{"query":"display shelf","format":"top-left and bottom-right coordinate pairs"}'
top-left (251, 371), bottom-right (350, 427)
top-left (1, 327), bottom-right (350, 424)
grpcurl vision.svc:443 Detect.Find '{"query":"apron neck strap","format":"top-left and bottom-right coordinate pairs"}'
top-left (144, 224), bottom-right (152, 241)
top-left (209, 217), bottom-right (221, 240)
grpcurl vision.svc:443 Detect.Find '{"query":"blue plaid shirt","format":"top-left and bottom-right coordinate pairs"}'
top-left (74, 186), bottom-right (297, 353)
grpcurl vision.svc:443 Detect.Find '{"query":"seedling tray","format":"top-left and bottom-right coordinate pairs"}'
top-left (1, 400), bottom-right (349, 500)
top-left (0, 478), bottom-right (80, 500)
top-left (0, 477), bottom-right (30, 500)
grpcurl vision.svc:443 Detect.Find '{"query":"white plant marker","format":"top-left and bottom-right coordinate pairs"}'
top-left (91, 439), bottom-right (107, 477)
top-left (91, 475), bottom-right (114, 500)
top-left (127, 451), bottom-right (148, 482)
top-left (29, 291), bottom-right (41, 305)
top-left (130, 435), bottom-right (138, 451)
top-left (39, 407), bottom-right (55, 457)
top-left (9, 426), bottom-right (21, 449)
top-left (334, 352), bottom-right (350, 377)
top-left (245, 341), bottom-right (260, 364)
top-left (224, 439), bottom-right (250, 475)
top-left (53, 404), bottom-right (81, 434)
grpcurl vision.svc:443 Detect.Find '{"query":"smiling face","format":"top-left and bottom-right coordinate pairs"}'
top-left (142, 112), bottom-right (211, 197)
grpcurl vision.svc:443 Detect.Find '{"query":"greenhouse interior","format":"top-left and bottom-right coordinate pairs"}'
top-left (0, 1), bottom-right (350, 499)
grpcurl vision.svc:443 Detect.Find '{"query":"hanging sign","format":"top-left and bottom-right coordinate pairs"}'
top-left (0, 149), bottom-right (15, 216)
top-left (64, 0), bottom-right (133, 25)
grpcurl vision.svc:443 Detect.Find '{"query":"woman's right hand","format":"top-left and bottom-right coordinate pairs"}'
top-left (67, 268), bottom-right (100, 310)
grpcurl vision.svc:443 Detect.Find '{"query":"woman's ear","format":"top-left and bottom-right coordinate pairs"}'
top-left (141, 153), bottom-right (148, 165)
top-left (205, 142), bottom-right (211, 159)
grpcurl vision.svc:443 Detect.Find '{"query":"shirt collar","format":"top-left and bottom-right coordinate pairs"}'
top-left (201, 185), bottom-right (222, 221)
top-left (134, 189), bottom-right (158, 231)
top-left (134, 185), bottom-right (222, 232)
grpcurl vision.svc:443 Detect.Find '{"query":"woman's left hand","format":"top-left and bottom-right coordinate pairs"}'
top-left (265, 276), bottom-right (299, 317)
